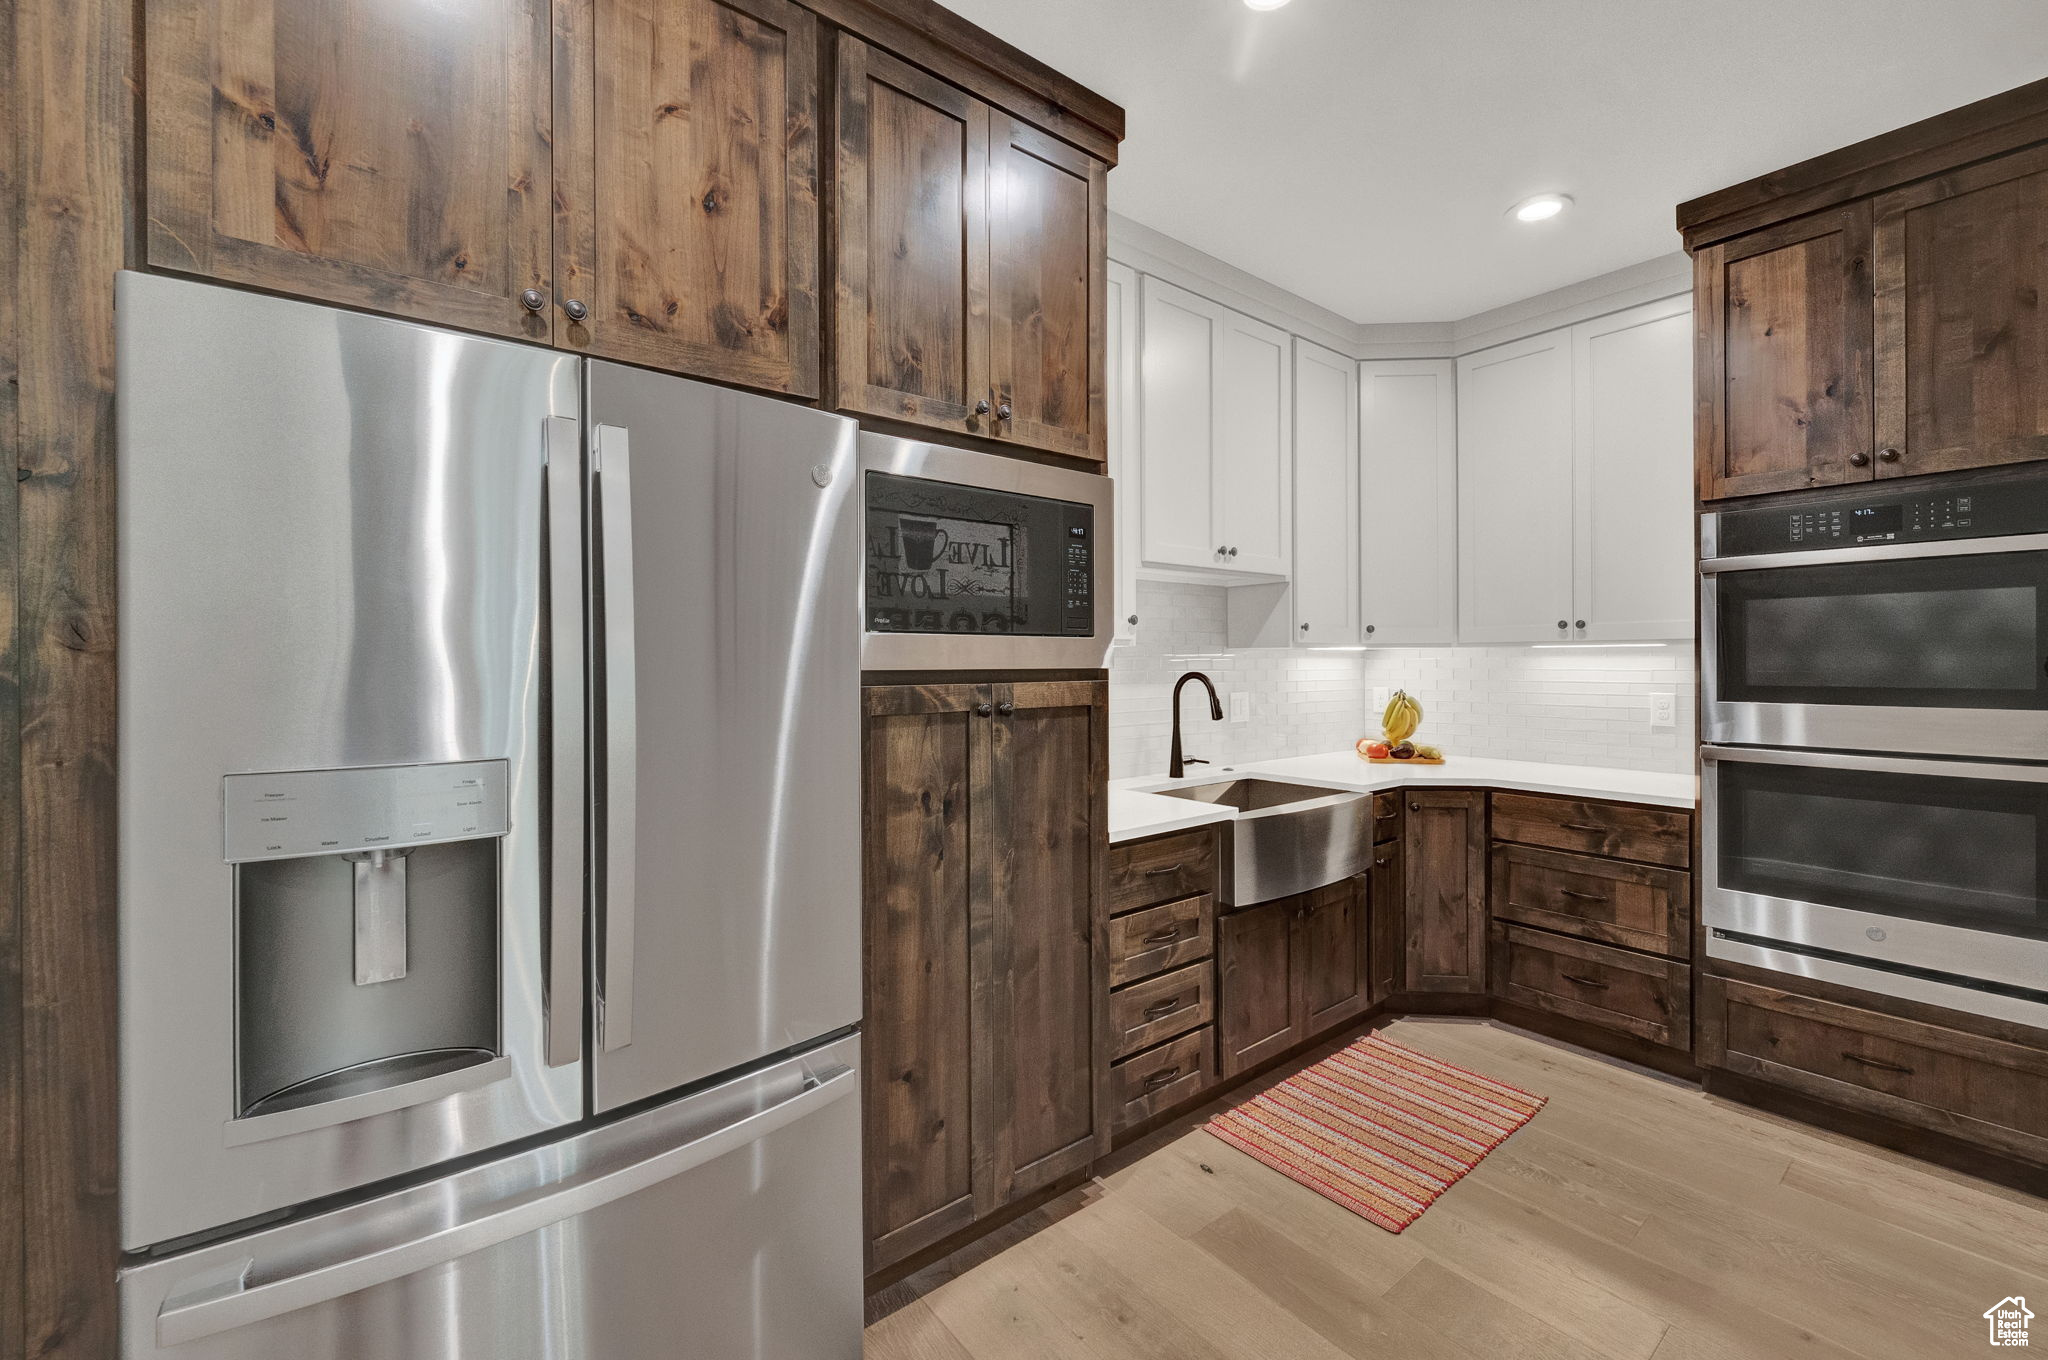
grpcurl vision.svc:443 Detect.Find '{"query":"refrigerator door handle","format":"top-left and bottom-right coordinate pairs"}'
top-left (543, 415), bottom-right (586, 1069)
top-left (152, 1060), bottom-right (858, 1348)
top-left (595, 422), bottom-right (638, 1052)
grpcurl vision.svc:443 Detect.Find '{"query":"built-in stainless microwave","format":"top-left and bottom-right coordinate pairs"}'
top-left (860, 433), bottom-right (1114, 671)
top-left (1702, 745), bottom-right (2048, 1030)
top-left (1701, 472), bottom-right (2048, 759)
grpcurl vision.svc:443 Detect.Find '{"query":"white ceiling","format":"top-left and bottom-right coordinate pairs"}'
top-left (945, 0), bottom-right (2048, 323)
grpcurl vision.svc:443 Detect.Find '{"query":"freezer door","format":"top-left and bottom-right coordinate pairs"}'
top-left (119, 1037), bottom-right (863, 1360)
top-left (585, 365), bottom-right (863, 1111)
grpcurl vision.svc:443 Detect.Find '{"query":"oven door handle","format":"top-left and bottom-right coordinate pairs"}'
top-left (1701, 530), bottom-right (2048, 573)
top-left (1702, 744), bottom-right (2048, 784)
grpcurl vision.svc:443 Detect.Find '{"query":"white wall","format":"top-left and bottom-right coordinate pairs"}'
top-left (1110, 581), bottom-right (1695, 781)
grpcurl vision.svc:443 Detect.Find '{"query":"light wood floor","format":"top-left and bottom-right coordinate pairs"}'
top-left (865, 1018), bottom-right (2048, 1360)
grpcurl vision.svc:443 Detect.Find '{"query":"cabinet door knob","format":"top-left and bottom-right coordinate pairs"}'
top-left (975, 399), bottom-right (991, 415)
top-left (1216, 545), bottom-right (1229, 556)
top-left (1227, 546), bottom-right (1238, 558)
top-left (1300, 622), bottom-right (1310, 632)
top-left (563, 298), bottom-right (590, 323)
top-left (1557, 620), bottom-right (1569, 630)
top-left (519, 288), bottom-right (546, 314)
top-left (1877, 447), bottom-right (1901, 463)
top-left (996, 404), bottom-right (1012, 421)
top-left (1575, 619), bottom-right (1586, 629)
top-left (1364, 624), bottom-right (1375, 634)
top-left (1127, 614), bottom-right (1139, 626)
top-left (1409, 801), bottom-right (1420, 811)
top-left (996, 701), bottom-right (1015, 716)
top-left (1375, 856), bottom-right (1390, 868)
top-left (1848, 450), bottom-right (1872, 468)
top-left (975, 703), bottom-right (993, 717)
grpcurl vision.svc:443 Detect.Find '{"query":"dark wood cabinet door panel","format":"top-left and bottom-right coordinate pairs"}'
top-left (1696, 203), bottom-right (1874, 500)
top-left (1490, 792), bottom-right (1692, 869)
top-left (1109, 961), bottom-right (1213, 1059)
top-left (1874, 142), bottom-right (2048, 479)
top-left (860, 686), bottom-right (980, 1269)
top-left (1299, 876), bottom-right (1369, 1035)
top-left (1218, 900), bottom-right (1298, 1077)
top-left (1491, 844), bottom-right (1691, 959)
top-left (1368, 838), bottom-right (1405, 1005)
top-left (988, 112), bottom-right (1105, 461)
top-left (1108, 894), bottom-right (1213, 988)
top-left (556, 0), bottom-right (820, 393)
top-left (1403, 790), bottom-right (1487, 993)
top-left (1371, 792), bottom-right (1405, 846)
top-left (1494, 925), bottom-right (1690, 1051)
top-left (831, 36), bottom-right (992, 436)
top-left (144, 0), bottom-right (555, 340)
top-left (1110, 1027), bottom-right (1214, 1132)
top-left (1107, 827), bottom-right (1218, 915)
top-left (1701, 975), bottom-right (2048, 1163)
top-left (978, 682), bottom-right (1106, 1205)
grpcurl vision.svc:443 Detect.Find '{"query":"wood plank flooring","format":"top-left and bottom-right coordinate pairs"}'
top-left (866, 1018), bottom-right (2048, 1360)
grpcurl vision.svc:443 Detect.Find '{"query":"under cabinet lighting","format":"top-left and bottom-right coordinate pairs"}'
top-left (1529, 642), bottom-right (1670, 649)
top-left (1510, 193), bottom-right (1572, 223)
top-left (1308, 646), bottom-right (1372, 652)
top-left (1243, 0), bottom-right (1293, 9)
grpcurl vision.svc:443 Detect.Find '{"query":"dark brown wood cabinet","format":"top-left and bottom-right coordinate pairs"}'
top-left (1402, 790), bottom-right (1487, 994)
top-left (555, 0), bottom-right (821, 394)
top-left (860, 680), bottom-right (1107, 1274)
top-left (144, 0), bottom-right (558, 341)
top-left (1693, 204), bottom-right (1874, 500)
top-left (1367, 834), bottom-right (1405, 1005)
top-left (832, 35), bottom-right (1106, 459)
top-left (1217, 876), bottom-right (1369, 1078)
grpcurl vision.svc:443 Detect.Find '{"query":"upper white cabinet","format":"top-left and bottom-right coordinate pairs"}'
top-left (1458, 331), bottom-right (1576, 643)
top-left (1288, 340), bottom-right (1359, 644)
top-left (1458, 299), bottom-right (1694, 644)
top-left (1573, 298), bottom-right (1694, 640)
top-left (1137, 276), bottom-right (1291, 579)
top-left (1359, 359), bottom-right (1458, 645)
top-left (1106, 260), bottom-right (1142, 643)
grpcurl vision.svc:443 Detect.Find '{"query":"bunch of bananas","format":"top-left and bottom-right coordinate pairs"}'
top-left (1382, 689), bottom-right (1423, 744)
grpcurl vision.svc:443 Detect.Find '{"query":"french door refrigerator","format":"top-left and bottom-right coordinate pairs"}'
top-left (113, 273), bottom-right (863, 1359)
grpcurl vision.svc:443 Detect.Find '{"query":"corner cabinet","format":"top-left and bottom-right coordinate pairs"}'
top-left (860, 681), bottom-right (1109, 1275)
top-left (1457, 331), bottom-right (1576, 643)
top-left (832, 36), bottom-right (1107, 459)
top-left (1358, 359), bottom-right (1459, 645)
top-left (1403, 790), bottom-right (1487, 994)
top-left (1137, 276), bottom-right (1292, 577)
top-left (144, 0), bottom-right (558, 342)
top-left (1288, 340), bottom-right (1362, 646)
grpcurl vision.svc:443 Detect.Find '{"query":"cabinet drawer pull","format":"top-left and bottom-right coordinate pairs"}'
top-left (1374, 809), bottom-right (1399, 821)
top-left (1142, 1066), bottom-right (1183, 1090)
top-left (1559, 973), bottom-right (1610, 991)
top-left (1558, 889), bottom-right (1608, 902)
top-left (1840, 1051), bottom-right (1914, 1075)
top-left (1143, 863), bottom-right (1185, 877)
top-left (1142, 997), bottom-right (1185, 1020)
top-left (1562, 822), bottom-right (1608, 833)
top-left (1143, 925), bottom-right (1183, 945)
top-left (1375, 856), bottom-right (1391, 868)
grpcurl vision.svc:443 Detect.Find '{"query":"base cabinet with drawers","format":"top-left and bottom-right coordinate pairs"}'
top-left (1487, 791), bottom-right (1695, 1061)
top-left (1105, 827), bottom-right (1222, 1132)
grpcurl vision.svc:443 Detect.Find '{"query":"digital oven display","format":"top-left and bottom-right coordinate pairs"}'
top-left (864, 472), bottom-right (1094, 638)
top-left (1849, 504), bottom-right (1903, 541)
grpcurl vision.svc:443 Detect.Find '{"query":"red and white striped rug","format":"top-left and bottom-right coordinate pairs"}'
top-left (1202, 1033), bottom-right (1547, 1232)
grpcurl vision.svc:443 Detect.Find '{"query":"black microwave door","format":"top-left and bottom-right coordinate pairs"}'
top-left (1716, 758), bottom-right (2048, 943)
top-left (863, 472), bottom-right (1092, 639)
top-left (1714, 550), bottom-right (2048, 711)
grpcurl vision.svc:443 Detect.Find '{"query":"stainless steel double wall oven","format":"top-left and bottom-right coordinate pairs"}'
top-left (1700, 471), bottom-right (2048, 1028)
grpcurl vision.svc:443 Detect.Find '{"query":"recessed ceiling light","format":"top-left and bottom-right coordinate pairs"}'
top-left (1510, 193), bottom-right (1572, 223)
top-left (1243, 0), bottom-right (1292, 10)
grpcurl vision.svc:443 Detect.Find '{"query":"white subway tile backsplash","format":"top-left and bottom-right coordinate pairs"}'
top-left (1109, 581), bottom-right (1695, 781)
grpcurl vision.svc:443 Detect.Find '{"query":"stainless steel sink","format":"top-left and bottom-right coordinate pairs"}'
top-left (1154, 778), bottom-right (1370, 906)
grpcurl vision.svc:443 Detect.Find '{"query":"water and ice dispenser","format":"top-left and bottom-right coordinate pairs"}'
top-left (225, 761), bottom-right (511, 1121)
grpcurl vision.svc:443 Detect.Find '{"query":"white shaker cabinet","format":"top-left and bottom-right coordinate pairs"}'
top-left (1288, 339), bottom-right (1359, 645)
top-left (1457, 331), bottom-right (1576, 643)
top-left (1358, 359), bottom-right (1458, 645)
top-left (1136, 275), bottom-right (1291, 579)
top-left (1572, 297), bottom-right (1694, 640)
top-left (1106, 260), bottom-right (1142, 643)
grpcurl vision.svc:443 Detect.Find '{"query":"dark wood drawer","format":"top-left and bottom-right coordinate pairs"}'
top-left (1108, 828), bottom-right (1219, 915)
top-left (1491, 844), bottom-right (1691, 959)
top-left (1371, 792), bottom-right (1404, 845)
top-left (1491, 792), bottom-right (1691, 868)
top-left (1111, 961), bottom-right (1213, 1058)
top-left (1494, 925), bottom-right (1691, 1050)
top-left (1701, 976), bottom-right (2048, 1163)
top-left (1108, 894), bottom-right (1213, 987)
top-left (1110, 1027), bottom-right (1215, 1132)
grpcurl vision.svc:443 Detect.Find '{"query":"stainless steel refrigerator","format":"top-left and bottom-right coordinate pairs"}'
top-left (113, 273), bottom-right (863, 1358)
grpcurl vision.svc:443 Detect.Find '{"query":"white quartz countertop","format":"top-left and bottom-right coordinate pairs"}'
top-left (1109, 751), bottom-right (1696, 844)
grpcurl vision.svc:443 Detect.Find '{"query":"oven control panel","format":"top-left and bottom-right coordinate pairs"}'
top-left (1710, 473), bottom-right (2048, 558)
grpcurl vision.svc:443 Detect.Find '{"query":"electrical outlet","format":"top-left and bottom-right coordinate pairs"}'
top-left (1371, 686), bottom-right (1390, 712)
top-left (1230, 691), bottom-right (1251, 724)
top-left (1649, 692), bottom-right (1676, 730)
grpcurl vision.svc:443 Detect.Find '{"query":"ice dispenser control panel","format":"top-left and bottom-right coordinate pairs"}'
top-left (223, 760), bottom-right (510, 863)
